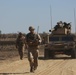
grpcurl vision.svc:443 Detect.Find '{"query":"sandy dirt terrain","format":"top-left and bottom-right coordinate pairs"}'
top-left (0, 45), bottom-right (76, 75)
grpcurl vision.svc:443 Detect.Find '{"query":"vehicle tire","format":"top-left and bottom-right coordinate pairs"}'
top-left (71, 49), bottom-right (76, 59)
top-left (44, 49), bottom-right (50, 59)
top-left (50, 51), bottom-right (55, 59)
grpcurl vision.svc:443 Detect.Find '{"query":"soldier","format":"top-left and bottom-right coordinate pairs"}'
top-left (54, 22), bottom-right (60, 30)
top-left (26, 26), bottom-right (41, 72)
top-left (63, 22), bottom-right (71, 29)
top-left (16, 32), bottom-right (26, 60)
top-left (54, 21), bottom-right (64, 31)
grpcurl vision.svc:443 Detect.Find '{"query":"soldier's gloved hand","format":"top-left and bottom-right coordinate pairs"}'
top-left (29, 42), bottom-right (33, 44)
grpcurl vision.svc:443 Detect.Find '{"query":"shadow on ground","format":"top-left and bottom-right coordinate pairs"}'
top-left (0, 58), bottom-right (6, 60)
top-left (0, 72), bottom-right (30, 75)
top-left (38, 56), bottom-right (72, 60)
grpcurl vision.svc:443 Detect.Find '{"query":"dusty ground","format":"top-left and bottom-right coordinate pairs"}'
top-left (0, 45), bottom-right (76, 75)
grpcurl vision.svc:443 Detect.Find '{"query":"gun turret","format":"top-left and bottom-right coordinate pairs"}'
top-left (50, 21), bottom-right (71, 35)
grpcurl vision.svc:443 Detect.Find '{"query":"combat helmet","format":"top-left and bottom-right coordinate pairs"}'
top-left (29, 26), bottom-right (35, 31)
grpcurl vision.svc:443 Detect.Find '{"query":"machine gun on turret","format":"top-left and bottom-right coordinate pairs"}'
top-left (49, 21), bottom-right (71, 35)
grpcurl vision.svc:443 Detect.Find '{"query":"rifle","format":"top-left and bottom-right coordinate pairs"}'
top-left (34, 26), bottom-right (39, 40)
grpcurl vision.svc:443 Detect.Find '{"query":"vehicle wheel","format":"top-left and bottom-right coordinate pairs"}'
top-left (71, 49), bottom-right (76, 59)
top-left (50, 51), bottom-right (55, 59)
top-left (44, 49), bottom-right (50, 59)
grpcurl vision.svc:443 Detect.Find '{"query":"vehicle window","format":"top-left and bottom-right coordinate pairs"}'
top-left (49, 37), bottom-right (59, 41)
top-left (62, 37), bottom-right (74, 41)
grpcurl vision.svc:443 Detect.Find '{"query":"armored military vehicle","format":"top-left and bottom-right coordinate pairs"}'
top-left (44, 21), bottom-right (76, 59)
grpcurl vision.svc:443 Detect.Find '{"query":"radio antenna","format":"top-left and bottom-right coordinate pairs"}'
top-left (37, 26), bottom-right (39, 34)
top-left (50, 5), bottom-right (52, 30)
top-left (74, 8), bottom-right (76, 34)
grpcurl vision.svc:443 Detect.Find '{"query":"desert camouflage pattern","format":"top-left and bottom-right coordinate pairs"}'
top-left (16, 33), bottom-right (26, 60)
top-left (26, 32), bottom-right (41, 72)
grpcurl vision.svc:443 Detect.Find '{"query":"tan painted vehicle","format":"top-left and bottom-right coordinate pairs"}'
top-left (44, 22), bottom-right (76, 59)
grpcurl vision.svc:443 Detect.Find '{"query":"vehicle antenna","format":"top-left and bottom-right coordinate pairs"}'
top-left (74, 8), bottom-right (76, 34)
top-left (50, 5), bottom-right (52, 30)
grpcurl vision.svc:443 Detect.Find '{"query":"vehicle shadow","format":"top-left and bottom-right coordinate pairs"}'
top-left (38, 56), bottom-right (72, 60)
top-left (0, 58), bottom-right (6, 60)
top-left (38, 57), bottom-right (45, 60)
top-left (0, 72), bottom-right (30, 75)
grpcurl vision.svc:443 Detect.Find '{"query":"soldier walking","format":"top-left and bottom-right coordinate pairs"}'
top-left (26, 26), bottom-right (41, 72)
top-left (16, 32), bottom-right (26, 60)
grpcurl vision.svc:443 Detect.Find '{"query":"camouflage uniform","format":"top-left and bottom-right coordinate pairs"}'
top-left (16, 32), bottom-right (26, 60)
top-left (26, 26), bottom-right (41, 72)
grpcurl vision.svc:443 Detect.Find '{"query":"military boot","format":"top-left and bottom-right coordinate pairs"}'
top-left (34, 65), bottom-right (38, 71)
top-left (30, 66), bottom-right (34, 73)
top-left (20, 56), bottom-right (23, 60)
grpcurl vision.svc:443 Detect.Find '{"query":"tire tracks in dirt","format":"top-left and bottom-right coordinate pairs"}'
top-left (0, 58), bottom-right (76, 75)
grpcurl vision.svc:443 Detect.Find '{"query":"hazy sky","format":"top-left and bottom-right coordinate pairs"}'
top-left (0, 0), bottom-right (76, 33)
